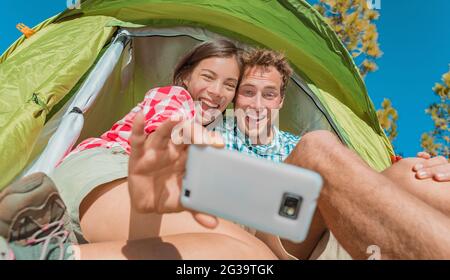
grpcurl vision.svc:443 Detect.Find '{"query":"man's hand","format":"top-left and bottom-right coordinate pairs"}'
top-left (414, 152), bottom-right (450, 181)
top-left (128, 111), bottom-right (221, 228)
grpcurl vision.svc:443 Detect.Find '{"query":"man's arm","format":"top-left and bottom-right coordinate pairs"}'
top-left (286, 130), bottom-right (450, 259)
top-left (279, 209), bottom-right (327, 259)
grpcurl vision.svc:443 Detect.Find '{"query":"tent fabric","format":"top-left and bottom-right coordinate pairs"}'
top-left (54, 0), bottom-right (380, 127)
top-left (0, 14), bottom-right (62, 64)
top-left (22, 31), bottom-right (130, 177)
top-left (0, 0), bottom-right (393, 190)
top-left (307, 84), bottom-right (393, 171)
top-left (0, 16), bottom-right (115, 188)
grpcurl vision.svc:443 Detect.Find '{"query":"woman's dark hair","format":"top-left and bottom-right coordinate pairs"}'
top-left (173, 39), bottom-right (244, 87)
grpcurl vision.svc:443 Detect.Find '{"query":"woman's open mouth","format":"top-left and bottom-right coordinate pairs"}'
top-left (200, 98), bottom-right (220, 111)
top-left (198, 98), bottom-right (222, 123)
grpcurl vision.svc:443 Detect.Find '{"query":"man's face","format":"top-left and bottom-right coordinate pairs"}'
top-left (235, 66), bottom-right (284, 143)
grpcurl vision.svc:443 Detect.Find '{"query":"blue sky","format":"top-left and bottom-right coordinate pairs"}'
top-left (363, 0), bottom-right (450, 156)
top-left (1, 1), bottom-right (449, 157)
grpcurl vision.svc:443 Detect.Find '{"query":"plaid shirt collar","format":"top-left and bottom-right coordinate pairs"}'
top-left (215, 116), bottom-right (300, 162)
top-left (232, 119), bottom-right (283, 154)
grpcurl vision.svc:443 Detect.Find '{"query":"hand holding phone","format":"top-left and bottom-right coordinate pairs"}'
top-left (181, 146), bottom-right (323, 243)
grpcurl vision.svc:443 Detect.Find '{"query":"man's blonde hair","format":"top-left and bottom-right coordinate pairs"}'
top-left (243, 49), bottom-right (293, 96)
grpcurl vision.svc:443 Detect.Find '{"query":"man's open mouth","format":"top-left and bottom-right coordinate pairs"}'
top-left (245, 112), bottom-right (267, 127)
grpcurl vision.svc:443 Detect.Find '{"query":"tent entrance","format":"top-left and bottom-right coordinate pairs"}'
top-left (20, 27), bottom-right (342, 179)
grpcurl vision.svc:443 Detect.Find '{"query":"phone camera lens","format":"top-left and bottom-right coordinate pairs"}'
top-left (184, 189), bottom-right (191, 197)
top-left (279, 193), bottom-right (302, 219)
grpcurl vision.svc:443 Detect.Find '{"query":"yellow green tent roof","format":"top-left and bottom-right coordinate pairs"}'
top-left (0, 0), bottom-right (393, 189)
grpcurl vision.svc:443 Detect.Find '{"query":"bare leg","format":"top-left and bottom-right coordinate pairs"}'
top-left (79, 178), bottom-right (267, 247)
top-left (79, 178), bottom-right (160, 242)
top-left (282, 138), bottom-right (450, 259)
top-left (71, 233), bottom-right (277, 260)
top-left (382, 158), bottom-right (450, 216)
top-left (286, 130), bottom-right (450, 259)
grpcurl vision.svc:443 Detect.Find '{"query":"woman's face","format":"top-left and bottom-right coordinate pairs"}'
top-left (184, 56), bottom-right (240, 125)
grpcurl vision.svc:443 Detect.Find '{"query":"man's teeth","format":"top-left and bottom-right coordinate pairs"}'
top-left (247, 114), bottom-right (266, 121)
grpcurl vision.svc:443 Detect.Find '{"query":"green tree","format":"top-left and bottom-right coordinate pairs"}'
top-left (314, 0), bottom-right (399, 146)
top-left (420, 66), bottom-right (450, 158)
top-left (314, 0), bottom-right (382, 77)
top-left (376, 98), bottom-right (398, 142)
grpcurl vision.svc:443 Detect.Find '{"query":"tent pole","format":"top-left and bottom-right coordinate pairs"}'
top-left (22, 30), bottom-right (131, 177)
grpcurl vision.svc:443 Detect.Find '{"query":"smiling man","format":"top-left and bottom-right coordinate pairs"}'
top-left (213, 48), bottom-right (450, 260)
top-left (215, 49), bottom-right (299, 163)
top-left (213, 49), bottom-right (315, 260)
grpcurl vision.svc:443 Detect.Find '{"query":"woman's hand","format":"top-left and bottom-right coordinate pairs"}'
top-left (414, 152), bottom-right (450, 181)
top-left (127, 111), bottom-right (222, 228)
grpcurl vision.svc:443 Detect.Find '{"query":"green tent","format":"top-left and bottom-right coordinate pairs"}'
top-left (0, 0), bottom-right (394, 190)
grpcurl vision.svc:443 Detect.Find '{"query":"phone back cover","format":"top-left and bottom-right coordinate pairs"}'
top-left (181, 145), bottom-right (322, 242)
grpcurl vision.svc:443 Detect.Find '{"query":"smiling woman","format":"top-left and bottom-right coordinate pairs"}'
top-left (173, 39), bottom-right (243, 113)
top-left (182, 57), bottom-right (240, 124)
top-left (0, 36), bottom-right (281, 260)
top-left (45, 39), bottom-right (245, 246)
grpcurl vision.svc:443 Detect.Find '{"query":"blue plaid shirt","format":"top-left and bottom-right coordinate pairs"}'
top-left (213, 117), bottom-right (300, 163)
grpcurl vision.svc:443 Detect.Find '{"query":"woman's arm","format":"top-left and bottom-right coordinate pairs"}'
top-left (127, 111), bottom-right (222, 228)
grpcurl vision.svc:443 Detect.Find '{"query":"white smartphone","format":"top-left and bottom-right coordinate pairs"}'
top-left (181, 145), bottom-right (323, 243)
